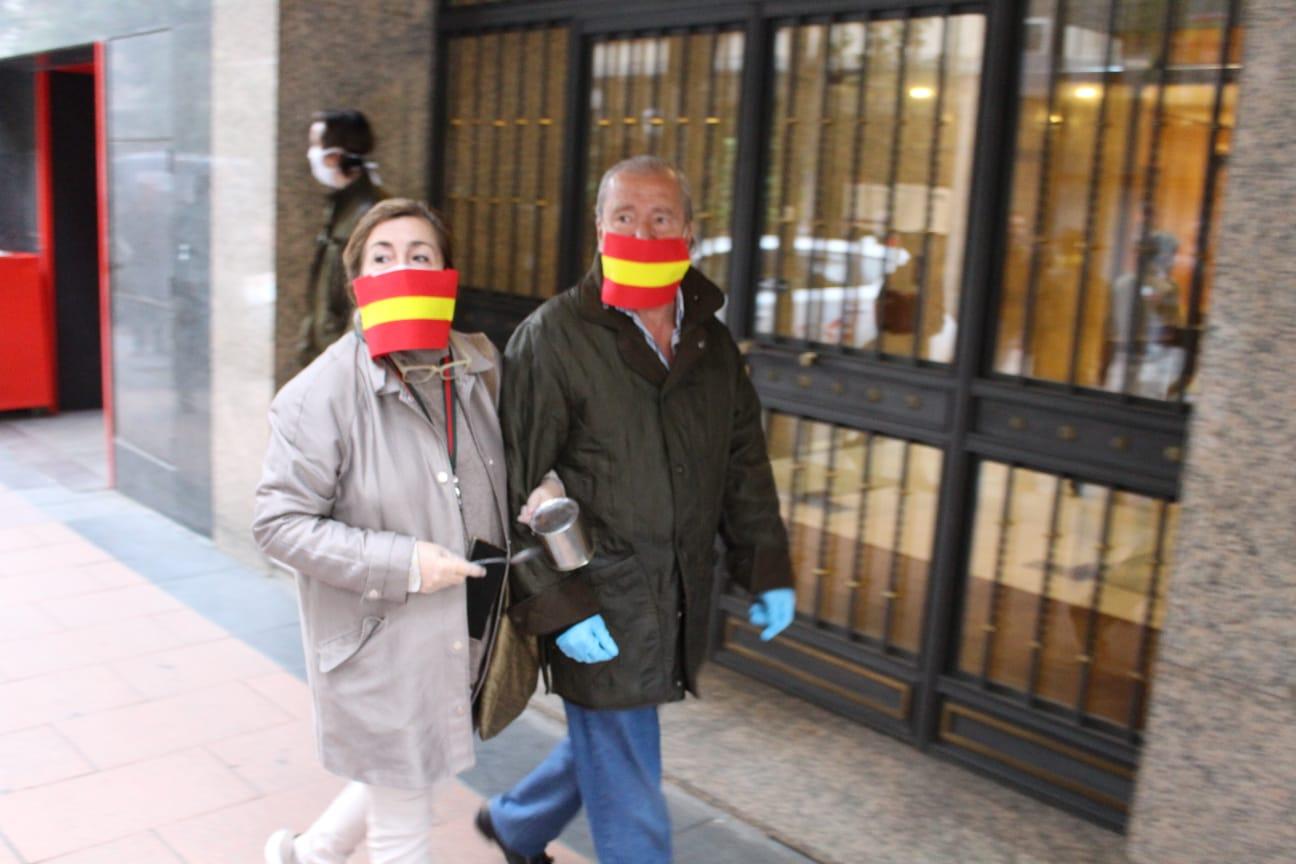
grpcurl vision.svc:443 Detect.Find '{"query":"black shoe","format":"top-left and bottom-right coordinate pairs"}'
top-left (474, 804), bottom-right (554, 864)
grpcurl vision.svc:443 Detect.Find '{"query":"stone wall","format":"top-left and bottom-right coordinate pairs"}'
top-left (273, 0), bottom-right (437, 387)
top-left (1128, 0), bottom-right (1296, 860)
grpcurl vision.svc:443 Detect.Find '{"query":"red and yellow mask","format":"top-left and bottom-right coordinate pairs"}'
top-left (599, 234), bottom-right (691, 310)
top-left (352, 267), bottom-right (458, 359)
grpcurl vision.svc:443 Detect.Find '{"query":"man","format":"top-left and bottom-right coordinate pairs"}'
top-left (476, 156), bottom-right (796, 864)
top-left (298, 109), bottom-right (387, 369)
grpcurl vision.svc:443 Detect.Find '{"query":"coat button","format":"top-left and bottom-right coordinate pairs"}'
top-left (674, 679), bottom-right (683, 688)
top-left (452, 640), bottom-right (464, 653)
top-left (436, 471), bottom-right (449, 483)
top-left (674, 464), bottom-right (684, 474)
top-left (455, 704), bottom-right (466, 716)
top-left (367, 589), bottom-right (379, 600)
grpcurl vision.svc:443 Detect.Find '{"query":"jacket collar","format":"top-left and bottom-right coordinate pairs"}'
top-left (358, 318), bottom-right (496, 398)
top-left (575, 258), bottom-right (724, 388)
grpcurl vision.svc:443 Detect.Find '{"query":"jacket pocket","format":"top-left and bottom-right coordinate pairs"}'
top-left (317, 615), bottom-right (385, 673)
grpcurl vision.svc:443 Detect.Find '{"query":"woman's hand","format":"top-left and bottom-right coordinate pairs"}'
top-left (415, 541), bottom-right (486, 593)
top-left (518, 472), bottom-right (565, 526)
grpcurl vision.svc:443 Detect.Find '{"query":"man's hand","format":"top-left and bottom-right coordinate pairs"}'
top-left (415, 541), bottom-right (486, 593)
top-left (518, 472), bottom-right (564, 526)
top-left (555, 614), bottom-right (620, 663)
top-left (748, 588), bottom-right (795, 641)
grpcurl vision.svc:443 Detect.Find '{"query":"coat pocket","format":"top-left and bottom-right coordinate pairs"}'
top-left (317, 615), bottom-right (385, 673)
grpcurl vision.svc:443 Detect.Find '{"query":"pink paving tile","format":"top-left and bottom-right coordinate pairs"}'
top-left (156, 776), bottom-right (352, 864)
top-left (0, 665), bottom-right (144, 734)
top-left (149, 606), bottom-right (230, 646)
top-left (39, 582), bottom-right (185, 629)
top-left (0, 601), bottom-right (64, 642)
top-left (205, 719), bottom-right (323, 795)
top-left (0, 540), bottom-right (113, 577)
top-left (56, 680), bottom-right (292, 769)
top-left (0, 520), bottom-right (81, 553)
top-left (0, 613), bottom-right (187, 684)
top-left (110, 636), bottom-right (280, 700)
top-left (0, 748), bottom-right (256, 861)
top-left (0, 725), bottom-right (95, 792)
top-left (0, 492), bottom-right (47, 527)
top-left (245, 671), bottom-right (316, 720)
top-left (42, 831), bottom-right (183, 864)
top-left (0, 559), bottom-right (142, 607)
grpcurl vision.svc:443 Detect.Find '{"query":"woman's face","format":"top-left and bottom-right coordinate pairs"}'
top-left (360, 216), bottom-right (445, 277)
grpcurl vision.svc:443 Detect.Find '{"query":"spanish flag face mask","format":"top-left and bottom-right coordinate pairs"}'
top-left (352, 266), bottom-right (458, 359)
top-left (599, 234), bottom-right (691, 310)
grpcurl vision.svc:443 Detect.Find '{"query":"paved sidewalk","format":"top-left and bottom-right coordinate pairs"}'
top-left (0, 414), bottom-right (812, 864)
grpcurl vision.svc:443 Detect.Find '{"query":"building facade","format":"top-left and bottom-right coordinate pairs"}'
top-left (0, 0), bottom-right (1290, 858)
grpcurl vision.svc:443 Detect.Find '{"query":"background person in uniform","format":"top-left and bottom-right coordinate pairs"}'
top-left (298, 108), bottom-right (387, 369)
top-left (474, 156), bottom-right (797, 864)
top-left (255, 199), bottom-right (508, 864)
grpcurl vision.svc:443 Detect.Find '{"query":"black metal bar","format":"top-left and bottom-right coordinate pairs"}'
top-left (1103, 77), bottom-right (1144, 373)
top-left (839, 17), bottom-right (872, 350)
top-left (557, 19), bottom-right (591, 289)
top-left (587, 35), bottom-right (609, 236)
top-left (1025, 475), bottom-right (1065, 702)
top-left (978, 463), bottom-right (1016, 684)
top-left (911, 11), bottom-right (952, 360)
top-left (812, 424), bottom-right (840, 624)
top-left (804, 19), bottom-right (835, 346)
top-left (439, 0), bottom-right (979, 35)
top-left (696, 30), bottom-right (723, 269)
top-left (880, 440), bottom-right (912, 651)
top-left (466, 33), bottom-right (487, 286)
top-left (428, 19), bottom-right (451, 208)
top-left (846, 430), bottom-right (876, 639)
top-left (1073, 484), bottom-right (1116, 722)
top-left (1177, 0), bottom-right (1241, 403)
top-left (786, 416), bottom-right (808, 604)
top-left (1015, 0), bottom-right (1069, 379)
top-left (647, 33), bottom-right (664, 156)
top-left (506, 28), bottom-right (528, 295)
top-left (1065, 0), bottom-right (1121, 387)
top-left (771, 23), bottom-right (801, 340)
top-left (530, 26), bottom-right (555, 298)
top-left (723, 9), bottom-right (772, 339)
top-left (1119, 0), bottom-right (1180, 397)
top-left (486, 31), bottom-right (506, 290)
top-left (874, 12), bottom-right (912, 359)
top-left (620, 39), bottom-right (635, 159)
top-left (1126, 498), bottom-right (1170, 739)
top-left (673, 31), bottom-right (693, 165)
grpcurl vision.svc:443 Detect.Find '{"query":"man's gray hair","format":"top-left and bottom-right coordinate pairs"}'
top-left (594, 155), bottom-right (694, 226)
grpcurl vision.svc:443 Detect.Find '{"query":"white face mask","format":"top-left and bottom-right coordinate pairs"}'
top-left (307, 145), bottom-right (347, 189)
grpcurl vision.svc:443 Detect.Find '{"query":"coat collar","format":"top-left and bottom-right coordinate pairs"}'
top-left (575, 258), bottom-right (724, 388)
top-left (357, 317), bottom-right (496, 398)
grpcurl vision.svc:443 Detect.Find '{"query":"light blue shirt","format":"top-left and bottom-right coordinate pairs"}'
top-left (606, 288), bottom-right (684, 370)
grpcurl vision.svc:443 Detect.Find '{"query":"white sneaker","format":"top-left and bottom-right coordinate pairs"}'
top-left (263, 828), bottom-right (299, 864)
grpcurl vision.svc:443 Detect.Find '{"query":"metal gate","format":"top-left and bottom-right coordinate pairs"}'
top-left (432, 0), bottom-right (1243, 829)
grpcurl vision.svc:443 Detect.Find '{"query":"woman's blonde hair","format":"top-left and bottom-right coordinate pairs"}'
top-left (342, 198), bottom-right (455, 286)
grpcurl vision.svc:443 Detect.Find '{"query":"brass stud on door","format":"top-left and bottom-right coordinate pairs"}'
top-left (1057, 424), bottom-right (1077, 441)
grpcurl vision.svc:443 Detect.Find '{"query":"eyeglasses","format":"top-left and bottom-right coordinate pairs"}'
top-left (394, 358), bottom-right (470, 384)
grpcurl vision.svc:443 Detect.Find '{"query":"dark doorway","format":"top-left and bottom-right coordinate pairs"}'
top-left (49, 69), bottom-right (102, 411)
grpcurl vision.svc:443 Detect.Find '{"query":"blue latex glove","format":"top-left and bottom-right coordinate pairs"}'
top-left (748, 588), bottom-right (795, 641)
top-left (555, 614), bottom-right (620, 663)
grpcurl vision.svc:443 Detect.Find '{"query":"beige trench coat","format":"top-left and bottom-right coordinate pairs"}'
top-left (252, 328), bottom-right (508, 790)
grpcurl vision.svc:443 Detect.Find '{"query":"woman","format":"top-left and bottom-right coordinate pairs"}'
top-left (253, 198), bottom-right (513, 864)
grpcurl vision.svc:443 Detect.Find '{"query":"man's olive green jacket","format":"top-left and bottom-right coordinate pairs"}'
top-left (501, 262), bottom-right (792, 709)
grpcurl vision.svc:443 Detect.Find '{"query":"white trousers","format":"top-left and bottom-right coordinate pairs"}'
top-left (293, 781), bottom-right (440, 864)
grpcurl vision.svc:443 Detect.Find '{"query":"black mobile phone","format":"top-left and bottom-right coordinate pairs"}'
top-left (466, 537), bottom-right (508, 639)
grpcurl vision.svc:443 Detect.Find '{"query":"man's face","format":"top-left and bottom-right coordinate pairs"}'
top-left (596, 170), bottom-right (691, 247)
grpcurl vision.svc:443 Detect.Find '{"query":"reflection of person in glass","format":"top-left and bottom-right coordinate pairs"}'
top-left (1102, 232), bottom-right (1185, 399)
top-left (298, 109), bottom-right (388, 369)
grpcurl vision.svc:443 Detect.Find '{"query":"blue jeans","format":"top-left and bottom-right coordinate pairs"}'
top-left (488, 701), bottom-right (671, 864)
